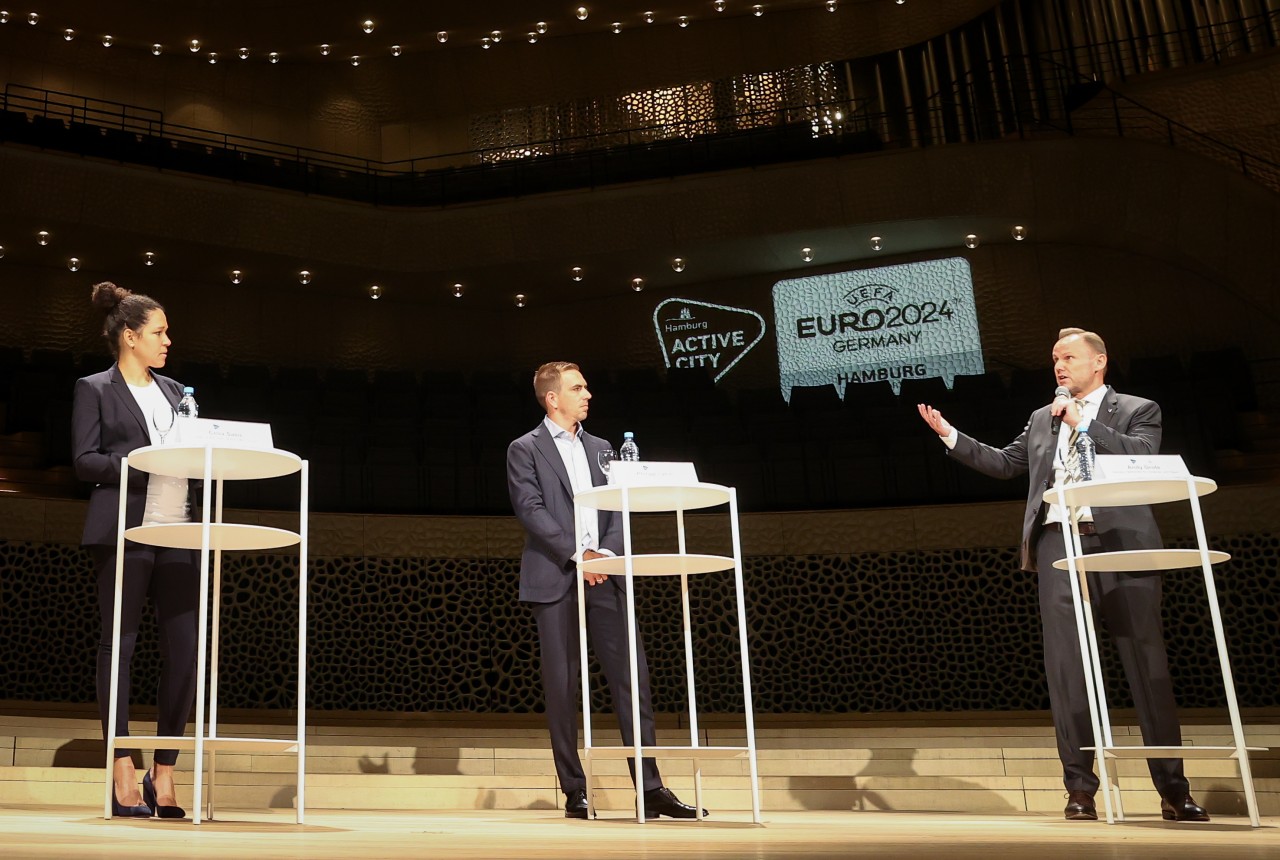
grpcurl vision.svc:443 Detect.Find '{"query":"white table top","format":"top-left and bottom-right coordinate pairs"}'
top-left (575, 482), bottom-right (731, 512)
top-left (580, 553), bottom-right (736, 576)
top-left (1052, 548), bottom-right (1230, 572)
top-left (124, 522), bottom-right (301, 551)
top-left (126, 445), bottom-right (302, 481)
top-left (1041, 475), bottom-right (1217, 508)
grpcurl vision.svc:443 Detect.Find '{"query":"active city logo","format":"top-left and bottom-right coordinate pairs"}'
top-left (652, 298), bottom-right (766, 383)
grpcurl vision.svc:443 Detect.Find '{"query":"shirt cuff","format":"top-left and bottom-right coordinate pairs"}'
top-left (941, 428), bottom-right (958, 450)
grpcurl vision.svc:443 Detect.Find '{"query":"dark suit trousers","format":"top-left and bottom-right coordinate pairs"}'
top-left (1035, 526), bottom-right (1188, 798)
top-left (529, 580), bottom-right (662, 795)
top-left (93, 544), bottom-right (200, 766)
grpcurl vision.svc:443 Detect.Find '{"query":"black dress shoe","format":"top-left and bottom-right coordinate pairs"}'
top-left (143, 769), bottom-right (186, 819)
top-left (1063, 790), bottom-right (1097, 821)
top-left (1161, 794), bottom-right (1210, 822)
top-left (564, 788), bottom-right (590, 819)
top-left (111, 785), bottom-right (152, 818)
top-left (641, 786), bottom-right (707, 820)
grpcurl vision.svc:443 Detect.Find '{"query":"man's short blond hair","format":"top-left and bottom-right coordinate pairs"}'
top-left (533, 361), bottom-right (580, 410)
top-left (1057, 327), bottom-right (1107, 356)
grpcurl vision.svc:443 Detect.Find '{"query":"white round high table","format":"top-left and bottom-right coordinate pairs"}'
top-left (1044, 475), bottom-right (1264, 826)
top-left (574, 482), bottom-right (761, 824)
top-left (104, 445), bottom-right (309, 825)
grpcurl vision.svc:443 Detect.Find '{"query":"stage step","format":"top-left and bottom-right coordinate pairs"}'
top-left (1, 706), bottom-right (1277, 815)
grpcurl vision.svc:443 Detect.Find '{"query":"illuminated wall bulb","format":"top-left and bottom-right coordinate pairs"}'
top-left (826, 0), bottom-right (837, 10)
top-left (481, 37), bottom-right (491, 49)
top-left (801, 247), bottom-right (813, 262)
top-left (0, 12), bottom-right (9, 24)
top-left (678, 16), bottom-right (690, 27)
top-left (515, 293), bottom-right (527, 308)
top-left (368, 284), bottom-right (382, 300)
top-left (144, 251), bottom-right (156, 266)
top-left (715, 0), bottom-right (726, 10)
top-left (230, 270), bottom-right (243, 284)
top-left (0, 245), bottom-right (5, 258)
top-left (362, 19), bottom-right (374, 34)
top-left (390, 45), bottom-right (402, 56)
top-left (68, 257), bottom-right (80, 271)
top-left (437, 31), bottom-right (449, 43)
top-left (207, 52), bottom-right (218, 63)
top-left (452, 283), bottom-right (464, 298)
top-left (643, 11), bottom-right (655, 23)
top-left (350, 55), bottom-right (360, 66)
top-left (527, 32), bottom-right (538, 43)
top-left (964, 233), bottom-right (979, 249)
top-left (36, 230), bottom-right (50, 245)
top-left (269, 51), bottom-right (280, 63)
top-left (189, 38), bottom-right (201, 52)
top-left (870, 236), bottom-right (883, 251)
top-left (576, 6), bottom-right (589, 21)
top-left (26, 11), bottom-right (36, 24)
top-left (753, 5), bottom-right (764, 16)
top-left (102, 35), bottom-right (113, 47)
top-left (490, 30), bottom-right (502, 42)
top-left (611, 22), bottom-right (622, 33)
top-left (671, 258), bottom-right (686, 272)
top-left (631, 277), bottom-right (645, 292)
top-left (238, 47), bottom-right (249, 59)
top-left (320, 43), bottom-right (331, 55)
top-left (62, 28), bottom-right (73, 40)
top-left (1012, 225), bottom-right (1027, 240)
top-left (152, 43), bottom-right (162, 55)
top-left (536, 21), bottom-right (548, 34)
top-left (299, 270), bottom-right (312, 284)
top-left (571, 267), bottom-right (583, 281)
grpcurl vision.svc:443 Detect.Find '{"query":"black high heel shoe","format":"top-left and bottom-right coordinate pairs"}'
top-left (111, 784), bottom-right (152, 818)
top-left (143, 769), bottom-right (186, 819)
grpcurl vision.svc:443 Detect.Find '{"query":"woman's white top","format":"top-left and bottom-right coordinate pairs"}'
top-left (125, 378), bottom-right (191, 525)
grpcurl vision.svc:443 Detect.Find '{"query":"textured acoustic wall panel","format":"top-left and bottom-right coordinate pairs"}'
top-left (3, 535), bottom-right (1277, 715)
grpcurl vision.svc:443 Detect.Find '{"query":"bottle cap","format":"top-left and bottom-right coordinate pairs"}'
top-left (183, 386), bottom-right (195, 394)
top-left (623, 431), bottom-right (634, 439)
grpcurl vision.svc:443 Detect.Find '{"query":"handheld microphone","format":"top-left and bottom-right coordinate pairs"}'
top-left (1050, 385), bottom-right (1071, 435)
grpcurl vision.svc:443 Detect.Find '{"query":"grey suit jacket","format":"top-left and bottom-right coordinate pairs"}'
top-left (948, 385), bottom-right (1162, 572)
top-left (72, 364), bottom-right (184, 546)
top-left (507, 421), bottom-right (623, 604)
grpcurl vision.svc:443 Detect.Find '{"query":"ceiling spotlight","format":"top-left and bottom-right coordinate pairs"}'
top-left (753, 5), bottom-right (764, 16)
top-left (152, 43), bottom-right (162, 55)
top-left (611, 22), bottom-right (622, 33)
top-left (390, 44), bottom-right (402, 56)
top-left (299, 270), bottom-right (312, 284)
top-left (515, 293), bottom-right (527, 308)
top-left (715, 0), bottom-right (726, 10)
top-left (643, 11), bottom-right (655, 23)
top-left (527, 32), bottom-right (538, 43)
top-left (368, 284), bottom-right (383, 300)
top-left (320, 43), bottom-right (331, 55)
top-left (571, 267), bottom-right (584, 281)
top-left (102, 35), bottom-right (113, 47)
top-left (36, 230), bottom-right (50, 245)
top-left (1012, 224), bottom-right (1027, 240)
top-left (801, 247), bottom-right (813, 262)
top-left (678, 16), bottom-right (690, 27)
top-left (269, 51), bottom-right (280, 63)
top-left (826, 0), bottom-right (837, 10)
top-left (230, 269), bottom-right (243, 284)
top-left (481, 37), bottom-right (492, 49)
top-left (62, 28), bottom-right (73, 41)
top-left (0, 12), bottom-right (9, 24)
top-left (631, 277), bottom-right (645, 292)
top-left (490, 30), bottom-right (502, 43)
top-left (535, 21), bottom-right (549, 35)
top-left (350, 55), bottom-right (360, 66)
top-left (671, 257), bottom-right (686, 272)
top-left (189, 38), bottom-right (201, 52)
top-left (436, 31), bottom-right (449, 43)
top-left (362, 19), bottom-right (374, 34)
top-left (26, 11), bottom-right (36, 24)
top-left (576, 6), bottom-right (589, 21)
top-left (67, 257), bottom-right (81, 272)
top-left (207, 52), bottom-right (218, 63)
top-left (143, 251), bottom-right (156, 266)
top-left (870, 236), bottom-right (883, 251)
top-left (451, 283), bottom-right (464, 298)
top-left (238, 47), bottom-right (249, 59)
top-left (964, 233), bottom-right (979, 249)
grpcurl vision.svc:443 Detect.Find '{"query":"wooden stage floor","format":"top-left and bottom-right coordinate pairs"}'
top-left (0, 806), bottom-right (1276, 859)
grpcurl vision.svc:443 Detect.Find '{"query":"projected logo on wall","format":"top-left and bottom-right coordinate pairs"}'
top-left (772, 257), bottom-right (983, 400)
top-left (653, 298), bottom-right (767, 383)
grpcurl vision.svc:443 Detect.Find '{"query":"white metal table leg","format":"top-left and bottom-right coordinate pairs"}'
top-left (729, 489), bottom-right (761, 824)
top-left (103, 456), bottom-right (131, 820)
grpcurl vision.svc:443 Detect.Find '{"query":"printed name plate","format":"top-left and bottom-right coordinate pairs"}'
top-left (1093, 454), bottom-right (1190, 481)
top-left (609, 461), bottom-right (699, 486)
top-left (177, 417), bottom-right (275, 450)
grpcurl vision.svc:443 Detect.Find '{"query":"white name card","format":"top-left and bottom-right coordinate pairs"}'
top-left (1094, 454), bottom-right (1190, 481)
top-left (609, 461), bottom-right (699, 486)
top-left (177, 417), bottom-right (275, 450)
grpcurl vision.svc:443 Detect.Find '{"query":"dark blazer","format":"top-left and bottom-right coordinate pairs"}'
top-left (507, 420), bottom-right (623, 604)
top-left (948, 385), bottom-right (1162, 572)
top-left (72, 365), bottom-right (184, 546)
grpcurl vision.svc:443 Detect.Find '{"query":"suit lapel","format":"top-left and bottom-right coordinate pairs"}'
top-left (532, 424), bottom-right (574, 500)
top-left (108, 364), bottom-right (149, 440)
top-left (1091, 385), bottom-right (1120, 431)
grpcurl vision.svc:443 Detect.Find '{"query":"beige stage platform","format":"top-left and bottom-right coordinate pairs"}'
top-left (2, 704), bottom-right (1278, 857)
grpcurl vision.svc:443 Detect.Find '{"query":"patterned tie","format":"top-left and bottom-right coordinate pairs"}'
top-left (1063, 400), bottom-right (1085, 483)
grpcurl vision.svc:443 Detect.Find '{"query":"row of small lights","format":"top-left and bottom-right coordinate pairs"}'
top-left (3, 220), bottom-right (1016, 307)
top-left (3, 2), bottom-right (907, 64)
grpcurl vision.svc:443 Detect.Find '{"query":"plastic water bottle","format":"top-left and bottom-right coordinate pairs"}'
top-left (177, 386), bottom-right (199, 420)
top-left (619, 431), bottom-right (640, 462)
top-left (1075, 429), bottom-right (1096, 482)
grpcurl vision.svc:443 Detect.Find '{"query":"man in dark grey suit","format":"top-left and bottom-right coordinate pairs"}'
top-left (917, 328), bottom-right (1208, 823)
top-left (506, 361), bottom-right (700, 820)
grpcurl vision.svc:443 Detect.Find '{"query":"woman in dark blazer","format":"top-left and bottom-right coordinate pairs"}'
top-left (72, 281), bottom-right (197, 819)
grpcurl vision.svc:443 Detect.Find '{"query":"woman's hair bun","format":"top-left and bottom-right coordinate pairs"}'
top-left (90, 281), bottom-right (130, 312)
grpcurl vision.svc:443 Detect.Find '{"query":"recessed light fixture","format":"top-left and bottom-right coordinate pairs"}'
top-left (436, 31), bottom-right (449, 43)
top-left (230, 269), bottom-right (243, 284)
top-left (536, 22), bottom-right (549, 34)
top-left (320, 43), bottom-right (331, 55)
top-left (753, 5), bottom-right (764, 16)
top-left (631, 277), bottom-right (645, 292)
top-left (144, 251), bottom-right (156, 266)
top-left (672, 257), bottom-right (686, 272)
top-left (571, 267), bottom-right (584, 281)
top-left (189, 38), bottom-right (201, 52)
top-left (576, 6), bottom-right (589, 21)
top-left (801, 247), bottom-right (813, 262)
top-left (390, 45), bottom-right (402, 56)
top-left (368, 284), bottom-right (383, 299)
top-left (490, 30), bottom-right (502, 43)
top-left (515, 293), bottom-right (528, 307)
top-left (36, 230), bottom-right (50, 245)
top-left (362, 19), bottom-right (374, 34)
top-left (964, 233), bottom-right (979, 249)
top-left (350, 55), bottom-right (360, 66)
top-left (67, 257), bottom-right (81, 271)
top-left (152, 43), bottom-right (162, 55)
top-left (238, 47), bottom-right (249, 59)
top-left (102, 35), bottom-right (113, 47)
top-left (611, 22), bottom-right (622, 33)
top-left (299, 270), bottom-right (312, 284)
top-left (451, 283), bottom-right (464, 298)
top-left (269, 51), bottom-right (280, 63)
top-left (62, 28), bottom-right (73, 40)
top-left (1012, 224), bottom-right (1027, 240)
top-left (870, 236), bottom-right (883, 251)
top-left (207, 52), bottom-right (218, 63)
top-left (643, 11), bottom-right (655, 23)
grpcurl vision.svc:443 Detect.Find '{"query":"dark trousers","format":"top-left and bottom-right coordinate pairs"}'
top-left (529, 580), bottom-right (662, 795)
top-left (1035, 525), bottom-right (1188, 798)
top-left (93, 544), bottom-right (200, 766)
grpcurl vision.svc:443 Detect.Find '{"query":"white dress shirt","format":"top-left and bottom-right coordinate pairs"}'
top-left (543, 416), bottom-right (609, 562)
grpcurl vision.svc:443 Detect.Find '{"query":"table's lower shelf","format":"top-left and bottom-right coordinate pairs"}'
top-left (585, 745), bottom-right (750, 760)
top-left (581, 553), bottom-right (735, 576)
top-left (124, 522), bottom-right (301, 551)
top-left (1082, 744), bottom-right (1267, 759)
top-left (1052, 548), bottom-right (1230, 572)
top-left (114, 735), bottom-right (299, 753)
